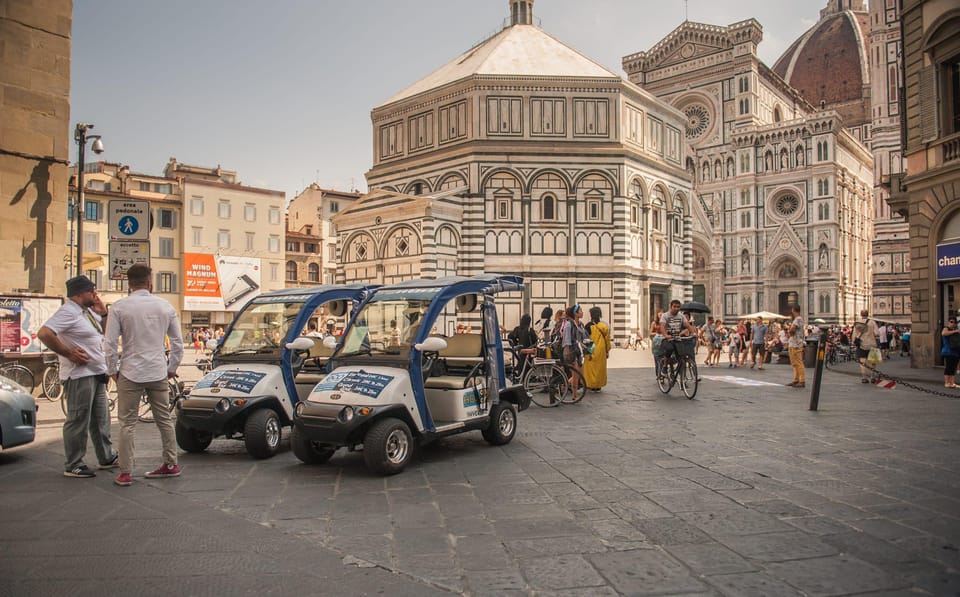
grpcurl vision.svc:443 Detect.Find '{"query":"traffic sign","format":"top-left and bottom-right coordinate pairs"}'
top-left (109, 240), bottom-right (150, 280)
top-left (109, 199), bottom-right (149, 241)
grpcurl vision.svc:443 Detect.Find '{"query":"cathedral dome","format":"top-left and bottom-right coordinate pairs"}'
top-left (772, 0), bottom-right (870, 126)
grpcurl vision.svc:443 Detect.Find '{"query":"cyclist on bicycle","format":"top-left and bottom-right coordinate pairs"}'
top-left (659, 300), bottom-right (697, 362)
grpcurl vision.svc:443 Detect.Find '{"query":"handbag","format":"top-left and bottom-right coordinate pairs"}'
top-left (582, 339), bottom-right (595, 355)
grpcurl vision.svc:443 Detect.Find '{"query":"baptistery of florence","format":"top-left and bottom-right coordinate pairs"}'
top-left (338, 0), bottom-right (697, 336)
top-left (623, 0), bottom-right (876, 324)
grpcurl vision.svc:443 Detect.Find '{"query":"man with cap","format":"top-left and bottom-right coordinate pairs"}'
top-left (37, 275), bottom-right (118, 478)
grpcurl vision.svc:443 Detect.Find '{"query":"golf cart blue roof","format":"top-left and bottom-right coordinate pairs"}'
top-left (248, 283), bottom-right (376, 304)
top-left (366, 274), bottom-right (523, 303)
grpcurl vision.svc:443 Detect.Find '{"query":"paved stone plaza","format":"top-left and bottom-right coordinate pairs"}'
top-left (2, 350), bottom-right (958, 596)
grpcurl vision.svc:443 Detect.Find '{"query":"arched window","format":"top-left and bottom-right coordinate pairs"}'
top-left (307, 263), bottom-right (320, 282)
top-left (285, 261), bottom-right (298, 281)
top-left (773, 106), bottom-right (782, 122)
top-left (543, 194), bottom-right (556, 220)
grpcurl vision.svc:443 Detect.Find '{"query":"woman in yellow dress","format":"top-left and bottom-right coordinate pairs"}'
top-left (583, 306), bottom-right (612, 391)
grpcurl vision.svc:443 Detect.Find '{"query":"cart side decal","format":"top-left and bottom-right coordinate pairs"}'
top-left (193, 370), bottom-right (267, 394)
top-left (314, 371), bottom-right (394, 399)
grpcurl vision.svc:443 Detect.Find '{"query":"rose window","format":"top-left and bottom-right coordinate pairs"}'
top-left (775, 195), bottom-right (799, 217)
top-left (683, 104), bottom-right (710, 140)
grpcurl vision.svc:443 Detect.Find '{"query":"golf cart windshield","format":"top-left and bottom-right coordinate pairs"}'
top-left (220, 301), bottom-right (303, 357)
top-left (339, 297), bottom-right (434, 358)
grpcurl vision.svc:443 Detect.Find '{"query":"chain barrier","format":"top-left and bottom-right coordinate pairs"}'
top-left (823, 342), bottom-right (959, 399)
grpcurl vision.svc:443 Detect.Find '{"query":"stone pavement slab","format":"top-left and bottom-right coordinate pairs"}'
top-left (3, 348), bottom-right (959, 595)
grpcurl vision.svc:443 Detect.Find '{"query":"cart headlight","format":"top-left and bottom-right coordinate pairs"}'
top-left (338, 406), bottom-right (355, 423)
top-left (295, 402), bottom-right (304, 417)
top-left (215, 398), bottom-right (231, 413)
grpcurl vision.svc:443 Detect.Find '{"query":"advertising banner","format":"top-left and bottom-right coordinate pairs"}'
top-left (937, 241), bottom-right (960, 281)
top-left (184, 254), bottom-right (261, 311)
top-left (0, 296), bottom-right (62, 354)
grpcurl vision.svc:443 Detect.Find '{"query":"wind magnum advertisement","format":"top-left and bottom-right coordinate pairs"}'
top-left (183, 254), bottom-right (261, 311)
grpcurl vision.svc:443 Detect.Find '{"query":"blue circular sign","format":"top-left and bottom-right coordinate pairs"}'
top-left (118, 215), bottom-right (139, 236)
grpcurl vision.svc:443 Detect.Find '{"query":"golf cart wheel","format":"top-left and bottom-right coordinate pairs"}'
top-left (175, 418), bottom-right (213, 453)
top-left (481, 402), bottom-right (516, 445)
top-left (291, 425), bottom-right (336, 464)
top-left (363, 417), bottom-right (413, 475)
top-left (244, 409), bottom-right (282, 459)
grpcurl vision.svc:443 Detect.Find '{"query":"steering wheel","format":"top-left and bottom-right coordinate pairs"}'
top-left (420, 350), bottom-right (440, 380)
top-left (464, 361), bottom-right (486, 389)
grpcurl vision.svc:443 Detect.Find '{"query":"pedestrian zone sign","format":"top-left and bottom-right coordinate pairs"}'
top-left (109, 199), bottom-right (149, 241)
top-left (109, 241), bottom-right (150, 280)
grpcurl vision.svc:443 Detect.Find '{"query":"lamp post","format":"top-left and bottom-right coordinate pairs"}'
top-left (74, 123), bottom-right (104, 278)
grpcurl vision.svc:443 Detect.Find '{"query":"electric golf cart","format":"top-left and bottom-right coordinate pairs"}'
top-left (175, 284), bottom-right (374, 459)
top-left (292, 274), bottom-right (530, 475)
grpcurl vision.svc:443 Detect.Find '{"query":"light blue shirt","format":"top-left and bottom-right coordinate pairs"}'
top-left (42, 299), bottom-right (107, 380)
top-left (104, 289), bottom-right (183, 383)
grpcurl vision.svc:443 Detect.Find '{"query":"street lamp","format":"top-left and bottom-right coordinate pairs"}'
top-left (74, 122), bottom-right (104, 277)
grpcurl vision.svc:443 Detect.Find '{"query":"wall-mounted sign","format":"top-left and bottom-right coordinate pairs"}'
top-left (937, 241), bottom-right (960, 281)
top-left (108, 200), bottom-right (149, 241)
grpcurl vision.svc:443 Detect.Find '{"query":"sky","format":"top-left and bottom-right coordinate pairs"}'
top-left (71, 0), bottom-right (826, 199)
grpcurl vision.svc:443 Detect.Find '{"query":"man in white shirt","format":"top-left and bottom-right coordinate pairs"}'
top-left (38, 275), bottom-right (118, 478)
top-left (104, 265), bottom-right (183, 487)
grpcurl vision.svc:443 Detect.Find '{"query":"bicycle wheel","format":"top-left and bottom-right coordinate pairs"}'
top-left (41, 365), bottom-right (63, 401)
top-left (523, 363), bottom-right (562, 407)
top-left (1, 364), bottom-right (35, 394)
top-left (657, 359), bottom-right (673, 394)
top-left (560, 368), bottom-right (586, 404)
top-left (679, 357), bottom-right (698, 399)
top-left (167, 378), bottom-right (183, 412)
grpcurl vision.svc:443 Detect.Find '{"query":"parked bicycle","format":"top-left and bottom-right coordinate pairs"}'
top-left (137, 376), bottom-right (185, 423)
top-left (0, 361), bottom-right (35, 394)
top-left (41, 355), bottom-right (63, 401)
top-left (506, 340), bottom-right (585, 407)
top-left (657, 336), bottom-right (698, 399)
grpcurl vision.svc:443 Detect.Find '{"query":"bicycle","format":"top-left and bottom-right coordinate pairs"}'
top-left (41, 355), bottom-right (63, 401)
top-left (0, 362), bottom-right (35, 394)
top-left (507, 341), bottom-right (585, 406)
top-left (657, 336), bottom-right (698, 399)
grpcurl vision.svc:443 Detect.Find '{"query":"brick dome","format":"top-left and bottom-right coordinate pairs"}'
top-left (772, 2), bottom-right (870, 127)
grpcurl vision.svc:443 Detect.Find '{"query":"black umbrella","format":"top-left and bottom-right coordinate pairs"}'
top-left (680, 301), bottom-right (711, 314)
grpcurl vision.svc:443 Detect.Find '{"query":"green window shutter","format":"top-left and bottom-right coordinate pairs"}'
top-left (919, 64), bottom-right (938, 142)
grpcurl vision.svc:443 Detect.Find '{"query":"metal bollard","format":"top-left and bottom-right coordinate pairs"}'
top-left (809, 333), bottom-right (827, 411)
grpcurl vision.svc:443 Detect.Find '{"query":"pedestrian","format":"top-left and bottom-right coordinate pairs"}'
top-left (104, 265), bottom-right (184, 487)
top-left (37, 275), bottom-right (118, 478)
top-left (583, 306), bottom-right (611, 391)
top-left (786, 305), bottom-right (806, 388)
top-left (700, 317), bottom-right (716, 366)
top-left (877, 321), bottom-right (890, 360)
top-left (940, 318), bottom-right (960, 389)
top-left (739, 320), bottom-right (751, 366)
top-left (852, 309), bottom-right (879, 384)
top-left (901, 327), bottom-right (911, 356)
top-left (710, 320), bottom-right (724, 366)
top-left (650, 309), bottom-right (665, 376)
top-left (305, 321), bottom-right (323, 337)
top-left (507, 314), bottom-right (538, 371)
top-left (560, 305), bottom-right (587, 396)
top-left (750, 317), bottom-right (768, 369)
top-left (727, 326), bottom-right (742, 367)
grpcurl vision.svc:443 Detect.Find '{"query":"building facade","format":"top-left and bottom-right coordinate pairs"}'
top-left (344, 0), bottom-right (696, 337)
top-left (896, 0), bottom-right (960, 368)
top-left (287, 184), bottom-right (361, 286)
top-left (867, 0), bottom-right (911, 325)
top-left (164, 159), bottom-right (287, 329)
top-left (623, 16), bottom-right (875, 323)
top-left (0, 0), bottom-right (73, 296)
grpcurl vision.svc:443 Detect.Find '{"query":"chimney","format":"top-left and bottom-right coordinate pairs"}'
top-left (510, 0), bottom-right (534, 26)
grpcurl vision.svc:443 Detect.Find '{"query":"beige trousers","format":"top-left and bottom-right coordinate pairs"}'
top-left (788, 347), bottom-right (806, 384)
top-left (116, 375), bottom-right (177, 474)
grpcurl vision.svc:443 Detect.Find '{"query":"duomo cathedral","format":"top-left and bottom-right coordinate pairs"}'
top-left (328, 0), bottom-right (906, 337)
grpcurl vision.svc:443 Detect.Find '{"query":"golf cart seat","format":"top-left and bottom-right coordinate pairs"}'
top-left (424, 333), bottom-right (483, 390)
top-left (296, 338), bottom-right (334, 384)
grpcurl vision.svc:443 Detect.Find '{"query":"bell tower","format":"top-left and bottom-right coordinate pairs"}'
top-left (510, 0), bottom-right (534, 26)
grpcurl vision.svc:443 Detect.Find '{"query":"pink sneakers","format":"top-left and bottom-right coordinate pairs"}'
top-left (144, 464), bottom-right (181, 478)
top-left (114, 473), bottom-right (133, 487)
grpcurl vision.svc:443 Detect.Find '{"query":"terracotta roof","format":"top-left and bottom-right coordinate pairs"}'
top-left (772, 9), bottom-right (870, 124)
